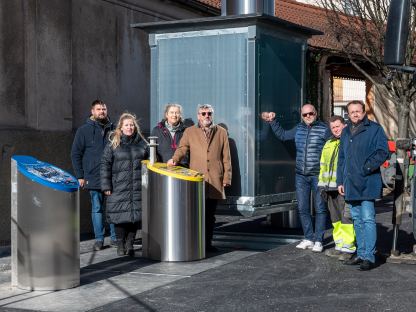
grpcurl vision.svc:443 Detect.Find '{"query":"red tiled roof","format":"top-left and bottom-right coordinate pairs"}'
top-left (197, 0), bottom-right (221, 7)
top-left (196, 0), bottom-right (342, 51)
top-left (276, 0), bottom-right (342, 50)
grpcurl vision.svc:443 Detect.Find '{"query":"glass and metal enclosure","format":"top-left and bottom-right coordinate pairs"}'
top-left (133, 15), bottom-right (320, 216)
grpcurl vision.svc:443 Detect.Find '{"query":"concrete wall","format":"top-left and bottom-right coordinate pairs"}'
top-left (0, 0), bottom-right (213, 245)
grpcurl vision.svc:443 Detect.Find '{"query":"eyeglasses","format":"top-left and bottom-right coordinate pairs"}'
top-left (302, 111), bottom-right (316, 118)
top-left (200, 111), bottom-right (212, 117)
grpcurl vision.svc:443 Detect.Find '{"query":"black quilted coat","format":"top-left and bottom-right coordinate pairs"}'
top-left (100, 133), bottom-right (148, 224)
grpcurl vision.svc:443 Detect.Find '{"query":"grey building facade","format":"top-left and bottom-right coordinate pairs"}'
top-left (0, 0), bottom-right (216, 245)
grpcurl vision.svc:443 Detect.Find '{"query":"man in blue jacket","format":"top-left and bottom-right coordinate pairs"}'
top-left (262, 104), bottom-right (331, 252)
top-left (337, 100), bottom-right (389, 270)
top-left (71, 99), bottom-right (117, 251)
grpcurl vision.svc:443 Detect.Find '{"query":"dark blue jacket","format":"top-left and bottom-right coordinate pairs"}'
top-left (71, 117), bottom-right (114, 189)
top-left (269, 119), bottom-right (331, 176)
top-left (336, 116), bottom-right (389, 201)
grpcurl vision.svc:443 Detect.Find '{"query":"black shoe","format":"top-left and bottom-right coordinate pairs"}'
top-left (206, 245), bottom-right (218, 252)
top-left (110, 240), bottom-right (118, 248)
top-left (343, 256), bottom-right (363, 265)
top-left (126, 248), bottom-right (135, 257)
top-left (359, 260), bottom-right (375, 271)
top-left (93, 241), bottom-right (104, 251)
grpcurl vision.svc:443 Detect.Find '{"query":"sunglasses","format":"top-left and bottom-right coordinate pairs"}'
top-left (200, 111), bottom-right (212, 117)
top-left (302, 111), bottom-right (316, 117)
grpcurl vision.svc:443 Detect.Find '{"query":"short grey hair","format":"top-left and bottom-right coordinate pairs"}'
top-left (164, 103), bottom-right (183, 122)
top-left (197, 104), bottom-right (214, 114)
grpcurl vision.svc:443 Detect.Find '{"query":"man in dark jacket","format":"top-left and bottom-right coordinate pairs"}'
top-left (262, 104), bottom-right (331, 252)
top-left (337, 100), bottom-right (389, 271)
top-left (71, 99), bottom-right (116, 251)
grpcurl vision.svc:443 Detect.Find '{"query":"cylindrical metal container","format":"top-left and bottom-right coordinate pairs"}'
top-left (11, 156), bottom-right (79, 290)
top-left (142, 161), bottom-right (205, 261)
top-left (221, 0), bottom-right (275, 16)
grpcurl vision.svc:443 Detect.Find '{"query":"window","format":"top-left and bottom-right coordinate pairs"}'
top-left (333, 76), bottom-right (366, 118)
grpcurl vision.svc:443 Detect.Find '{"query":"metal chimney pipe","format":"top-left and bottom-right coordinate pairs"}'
top-left (221, 0), bottom-right (275, 16)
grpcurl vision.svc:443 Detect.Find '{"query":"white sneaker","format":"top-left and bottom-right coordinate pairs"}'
top-left (296, 240), bottom-right (314, 250)
top-left (312, 242), bottom-right (323, 252)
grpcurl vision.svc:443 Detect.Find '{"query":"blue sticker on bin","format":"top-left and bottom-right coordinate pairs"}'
top-left (12, 155), bottom-right (79, 192)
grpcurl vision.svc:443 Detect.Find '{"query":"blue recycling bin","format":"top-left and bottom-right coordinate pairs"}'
top-left (11, 155), bottom-right (80, 290)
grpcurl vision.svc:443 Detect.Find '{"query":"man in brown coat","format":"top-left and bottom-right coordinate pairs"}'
top-left (168, 104), bottom-right (232, 252)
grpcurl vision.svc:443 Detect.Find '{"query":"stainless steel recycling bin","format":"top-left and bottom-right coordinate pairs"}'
top-left (142, 160), bottom-right (205, 261)
top-left (11, 155), bottom-right (80, 290)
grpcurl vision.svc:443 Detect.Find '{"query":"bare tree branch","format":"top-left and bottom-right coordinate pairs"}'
top-left (318, 0), bottom-right (415, 138)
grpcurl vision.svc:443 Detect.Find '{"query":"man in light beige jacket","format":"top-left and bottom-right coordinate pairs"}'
top-left (168, 104), bottom-right (232, 252)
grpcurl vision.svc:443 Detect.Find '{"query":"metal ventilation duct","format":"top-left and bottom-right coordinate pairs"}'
top-left (221, 0), bottom-right (275, 16)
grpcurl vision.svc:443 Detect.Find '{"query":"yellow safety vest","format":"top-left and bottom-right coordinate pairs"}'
top-left (318, 138), bottom-right (340, 189)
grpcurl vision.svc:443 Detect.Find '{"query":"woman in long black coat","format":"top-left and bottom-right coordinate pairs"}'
top-left (101, 112), bottom-right (148, 256)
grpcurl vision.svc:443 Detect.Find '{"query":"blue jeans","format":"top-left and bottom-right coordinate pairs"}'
top-left (348, 200), bottom-right (376, 263)
top-left (295, 174), bottom-right (327, 242)
top-left (89, 190), bottom-right (116, 242)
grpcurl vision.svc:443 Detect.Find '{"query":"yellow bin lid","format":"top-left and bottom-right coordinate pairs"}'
top-left (142, 160), bottom-right (204, 182)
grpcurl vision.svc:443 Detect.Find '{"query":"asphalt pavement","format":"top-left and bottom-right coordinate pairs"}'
top-left (0, 196), bottom-right (415, 312)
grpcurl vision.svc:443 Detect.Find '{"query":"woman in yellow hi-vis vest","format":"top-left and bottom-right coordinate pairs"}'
top-left (318, 115), bottom-right (356, 260)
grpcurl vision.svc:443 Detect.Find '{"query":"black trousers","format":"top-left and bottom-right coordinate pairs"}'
top-left (206, 198), bottom-right (217, 247)
top-left (114, 222), bottom-right (140, 244)
top-left (326, 191), bottom-right (352, 224)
